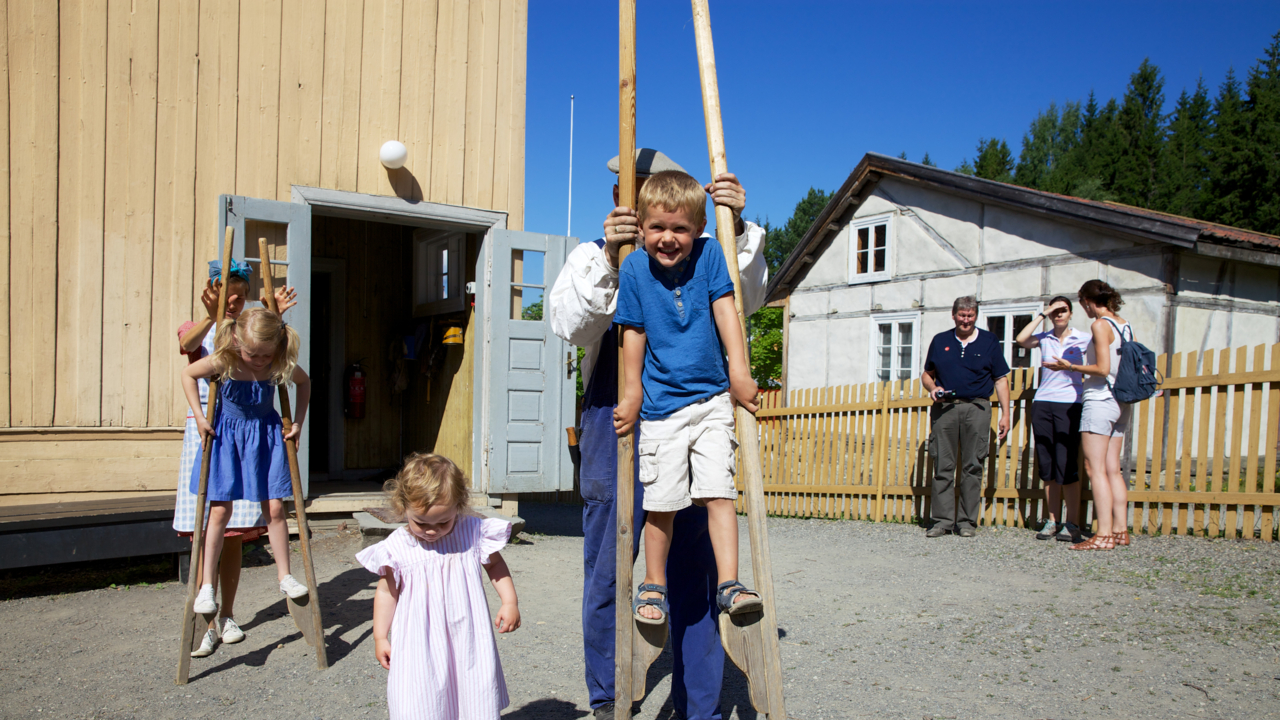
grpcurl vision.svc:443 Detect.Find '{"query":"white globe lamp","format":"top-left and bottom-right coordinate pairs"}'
top-left (380, 140), bottom-right (408, 169)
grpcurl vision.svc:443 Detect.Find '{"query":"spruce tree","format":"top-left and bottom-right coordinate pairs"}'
top-left (921, 152), bottom-right (936, 167)
top-left (1154, 79), bottom-right (1212, 217)
top-left (1243, 31), bottom-right (1280, 233)
top-left (1205, 69), bottom-right (1249, 226)
top-left (1077, 95), bottom-right (1123, 200)
top-left (762, 187), bottom-right (834, 276)
top-left (1014, 104), bottom-right (1060, 189)
top-left (973, 138), bottom-right (1014, 183)
top-left (1112, 59), bottom-right (1166, 208)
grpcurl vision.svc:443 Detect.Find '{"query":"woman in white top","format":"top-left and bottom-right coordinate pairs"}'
top-left (1044, 280), bottom-right (1132, 550)
top-left (1016, 296), bottom-right (1090, 543)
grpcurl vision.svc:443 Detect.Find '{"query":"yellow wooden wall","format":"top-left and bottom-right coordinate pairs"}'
top-left (0, 0), bottom-right (528, 435)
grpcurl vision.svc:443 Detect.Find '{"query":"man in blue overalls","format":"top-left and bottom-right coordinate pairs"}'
top-left (548, 148), bottom-right (769, 720)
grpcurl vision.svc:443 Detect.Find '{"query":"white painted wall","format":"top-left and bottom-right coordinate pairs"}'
top-left (782, 179), bottom-right (1279, 392)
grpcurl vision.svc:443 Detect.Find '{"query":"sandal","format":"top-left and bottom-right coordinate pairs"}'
top-left (633, 583), bottom-right (668, 625)
top-left (1069, 534), bottom-right (1115, 551)
top-left (716, 580), bottom-right (763, 615)
top-left (1114, 530), bottom-right (1131, 546)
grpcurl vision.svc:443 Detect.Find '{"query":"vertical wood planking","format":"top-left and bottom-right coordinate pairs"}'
top-left (101, 0), bottom-right (160, 428)
top-left (1177, 352), bottom-right (1198, 533)
top-left (463, 0), bottom-right (500, 209)
top-left (1241, 345), bottom-right (1265, 539)
top-left (429, 0), bottom-right (468, 206)
top-left (194, 0), bottom-right (240, 312)
top-left (276, 0), bottom-right (326, 199)
top-left (150, 0), bottom-right (200, 426)
top-left (8, 0), bottom-right (59, 426)
top-left (1209, 348), bottom-right (1232, 537)
top-left (1132, 379), bottom-right (1151, 529)
top-left (504, 0), bottom-right (527, 229)
top-left (1161, 353), bottom-right (1182, 535)
top-left (55, 0), bottom-right (108, 427)
top-left (1224, 347), bottom-right (1247, 539)
top-left (1143, 357), bottom-right (1168, 535)
top-left (1193, 352), bottom-right (1214, 535)
top-left (0, 0), bottom-right (9, 426)
top-left (396, 0), bottom-right (438, 201)
top-left (319, 0), bottom-right (364, 192)
top-left (355, 0), bottom-right (403, 197)
top-left (1261, 344), bottom-right (1279, 542)
top-left (235, 0), bottom-right (282, 200)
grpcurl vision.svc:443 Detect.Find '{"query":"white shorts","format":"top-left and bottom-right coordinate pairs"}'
top-left (1081, 395), bottom-right (1131, 437)
top-left (637, 391), bottom-right (738, 513)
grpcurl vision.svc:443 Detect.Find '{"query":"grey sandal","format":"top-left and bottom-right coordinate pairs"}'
top-left (717, 580), bottom-right (763, 615)
top-left (633, 583), bottom-right (668, 625)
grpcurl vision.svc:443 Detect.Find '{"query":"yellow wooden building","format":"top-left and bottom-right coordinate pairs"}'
top-left (0, 0), bottom-right (577, 516)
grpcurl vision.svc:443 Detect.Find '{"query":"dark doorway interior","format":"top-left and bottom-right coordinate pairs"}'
top-left (310, 271), bottom-right (332, 474)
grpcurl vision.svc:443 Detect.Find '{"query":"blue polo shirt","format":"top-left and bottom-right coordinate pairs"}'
top-left (923, 328), bottom-right (1010, 399)
top-left (614, 236), bottom-right (736, 420)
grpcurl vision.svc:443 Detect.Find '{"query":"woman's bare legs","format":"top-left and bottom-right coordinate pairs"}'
top-left (1081, 432), bottom-right (1114, 536)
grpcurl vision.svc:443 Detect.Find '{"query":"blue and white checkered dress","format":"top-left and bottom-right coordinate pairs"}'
top-left (173, 326), bottom-right (268, 534)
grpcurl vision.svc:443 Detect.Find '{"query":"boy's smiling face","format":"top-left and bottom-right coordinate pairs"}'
top-left (641, 205), bottom-right (705, 268)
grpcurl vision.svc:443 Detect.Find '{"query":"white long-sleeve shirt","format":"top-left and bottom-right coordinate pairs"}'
top-left (548, 221), bottom-right (768, 387)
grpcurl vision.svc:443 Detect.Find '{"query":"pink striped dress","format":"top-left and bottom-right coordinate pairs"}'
top-left (357, 515), bottom-right (512, 720)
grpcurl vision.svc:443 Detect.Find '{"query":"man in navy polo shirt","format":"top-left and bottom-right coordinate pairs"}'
top-left (920, 296), bottom-right (1011, 537)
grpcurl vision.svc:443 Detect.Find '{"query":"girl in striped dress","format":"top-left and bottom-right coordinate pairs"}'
top-left (357, 453), bottom-right (520, 720)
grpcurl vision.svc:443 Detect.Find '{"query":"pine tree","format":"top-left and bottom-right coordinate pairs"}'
top-left (955, 159), bottom-right (976, 176)
top-left (1075, 94), bottom-right (1123, 200)
top-left (1205, 69), bottom-right (1249, 226)
top-left (1044, 101), bottom-right (1085, 194)
top-left (1112, 59), bottom-right (1166, 208)
top-left (1014, 104), bottom-right (1060, 189)
top-left (1243, 31), bottom-right (1280, 233)
top-left (1154, 79), bottom-right (1212, 217)
top-left (973, 138), bottom-right (1014, 183)
top-left (921, 152), bottom-right (936, 167)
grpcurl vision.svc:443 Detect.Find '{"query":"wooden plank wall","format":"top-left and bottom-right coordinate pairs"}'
top-left (1, 0), bottom-right (528, 436)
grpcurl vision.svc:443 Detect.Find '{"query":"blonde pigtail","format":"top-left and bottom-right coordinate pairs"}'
top-left (210, 317), bottom-right (241, 382)
top-left (270, 322), bottom-right (301, 386)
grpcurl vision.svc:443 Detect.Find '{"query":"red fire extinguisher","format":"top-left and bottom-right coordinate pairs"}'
top-left (344, 361), bottom-right (366, 419)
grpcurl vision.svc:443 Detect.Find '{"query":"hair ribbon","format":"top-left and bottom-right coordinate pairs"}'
top-left (208, 259), bottom-right (253, 283)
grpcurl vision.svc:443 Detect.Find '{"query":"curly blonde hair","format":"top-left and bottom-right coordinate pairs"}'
top-left (384, 453), bottom-right (472, 516)
top-left (209, 306), bottom-right (300, 384)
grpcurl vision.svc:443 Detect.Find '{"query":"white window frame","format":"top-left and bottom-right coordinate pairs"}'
top-left (867, 310), bottom-right (922, 383)
top-left (846, 213), bottom-right (894, 285)
top-left (978, 301), bottom-right (1043, 371)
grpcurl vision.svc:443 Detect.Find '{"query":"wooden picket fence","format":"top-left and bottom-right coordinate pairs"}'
top-left (739, 342), bottom-right (1280, 540)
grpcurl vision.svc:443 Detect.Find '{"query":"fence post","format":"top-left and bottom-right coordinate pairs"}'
top-left (873, 382), bottom-right (892, 522)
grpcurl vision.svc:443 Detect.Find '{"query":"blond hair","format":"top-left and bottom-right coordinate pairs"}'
top-left (210, 306), bottom-right (300, 384)
top-left (637, 170), bottom-right (706, 227)
top-left (384, 453), bottom-right (471, 515)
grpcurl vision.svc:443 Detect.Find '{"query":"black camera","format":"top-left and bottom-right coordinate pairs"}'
top-left (936, 389), bottom-right (957, 401)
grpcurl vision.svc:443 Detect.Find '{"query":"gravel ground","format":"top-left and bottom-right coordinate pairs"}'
top-left (1, 504), bottom-right (1277, 720)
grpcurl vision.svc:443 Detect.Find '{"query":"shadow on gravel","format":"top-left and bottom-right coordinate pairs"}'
top-left (189, 567), bottom-right (375, 681)
top-left (632, 638), bottom-right (759, 720)
top-left (520, 502), bottom-right (585, 538)
top-left (502, 697), bottom-right (589, 719)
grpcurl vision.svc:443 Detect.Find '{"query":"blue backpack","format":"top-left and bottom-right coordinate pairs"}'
top-left (1103, 318), bottom-right (1160, 404)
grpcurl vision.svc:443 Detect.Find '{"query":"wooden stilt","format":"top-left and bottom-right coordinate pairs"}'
top-left (259, 238), bottom-right (329, 670)
top-left (691, 1), bottom-right (787, 716)
top-left (176, 227), bottom-right (235, 685)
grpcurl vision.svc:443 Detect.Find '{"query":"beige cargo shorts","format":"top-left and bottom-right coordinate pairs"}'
top-left (637, 391), bottom-right (738, 513)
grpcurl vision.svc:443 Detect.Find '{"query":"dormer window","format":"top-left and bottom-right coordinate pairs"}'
top-left (847, 214), bottom-right (892, 284)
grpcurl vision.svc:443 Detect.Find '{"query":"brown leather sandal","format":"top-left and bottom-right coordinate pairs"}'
top-left (1069, 534), bottom-right (1115, 551)
top-left (1114, 530), bottom-right (1131, 546)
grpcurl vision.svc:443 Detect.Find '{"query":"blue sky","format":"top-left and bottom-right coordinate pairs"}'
top-left (523, 1), bottom-right (1280, 240)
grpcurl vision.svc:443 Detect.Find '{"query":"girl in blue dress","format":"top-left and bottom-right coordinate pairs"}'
top-left (181, 306), bottom-right (312, 614)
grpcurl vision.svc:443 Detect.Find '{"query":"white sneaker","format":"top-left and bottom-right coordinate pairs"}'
top-left (191, 629), bottom-right (218, 658)
top-left (279, 574), bottom-right (309, 600)
top-left (193, 584), bottom-right (217, 614)
top-left (220, 617), bottom-right (245, 644)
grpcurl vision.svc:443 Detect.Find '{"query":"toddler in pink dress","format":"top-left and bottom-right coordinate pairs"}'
top-left (357, 453), bottom-right (521, 720)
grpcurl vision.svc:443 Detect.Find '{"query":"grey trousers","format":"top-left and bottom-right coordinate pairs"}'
top-left (928, 399), bottom-right (991, 531)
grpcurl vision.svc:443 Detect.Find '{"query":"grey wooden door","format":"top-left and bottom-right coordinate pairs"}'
top-left (484, 230), bottom-right (576, 493)
top-left (218, 195), bottom-right (313, 493)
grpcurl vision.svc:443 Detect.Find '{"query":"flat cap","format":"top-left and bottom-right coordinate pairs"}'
top-left (607, 148), bottom-right (686, 177)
